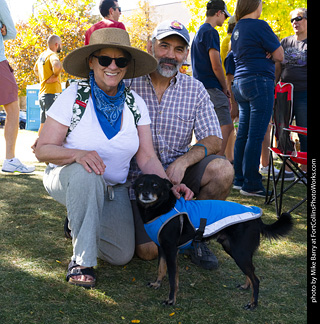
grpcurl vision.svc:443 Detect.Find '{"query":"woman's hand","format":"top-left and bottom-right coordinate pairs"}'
top-left (75, 150), bottom-right (106, 175)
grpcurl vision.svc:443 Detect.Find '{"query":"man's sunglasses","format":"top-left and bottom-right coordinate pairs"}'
top-left (291, 16), bottom-right (306, 23)
top-left (92, 55), bottom-right (130, 68)
top-left (112, 6), bottom-right (121, 12)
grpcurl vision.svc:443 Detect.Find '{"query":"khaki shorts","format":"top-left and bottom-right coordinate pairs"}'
top-left (207, 88), bottom-right (232, 126)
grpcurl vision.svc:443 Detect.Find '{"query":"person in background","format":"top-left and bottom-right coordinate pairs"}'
top-left (224, 45), bottom-right (238, 164)
top-left (221, 16), bottom-right (237, 163)
top-left (231, 0), bottom-right (284, 197)
top-left (128, 20), bottom-right (234, 270)
top-left (221, 15), bottom-right (236, 76)
top-left (0, 0), bottom-right (35, 173)
top-left (191, 0), bottom-right (233, 157)
top-left (179, 60), bottom-right (190, 74)
top-left (34, 35), bottom-right (63, 135)
top-left (276, 8), bottom-right (307, 174)
top-left (34, 28), bottom-right (192, 288)
top-left (85, 0), bottom-right (125, 45)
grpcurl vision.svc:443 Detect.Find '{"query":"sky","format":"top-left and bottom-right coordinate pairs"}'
top-left (6, 0), bottom-right (177, 23)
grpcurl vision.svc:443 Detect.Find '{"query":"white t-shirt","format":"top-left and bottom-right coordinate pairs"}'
top-left (47, 83), bottom-right (151, 185)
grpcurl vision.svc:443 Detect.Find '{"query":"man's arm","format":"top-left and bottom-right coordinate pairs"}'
top-left (209, 48), bottom-right (230, 97)
top-left (275, 61), bottom-right (282, 83)
top-left (165, 135), bottom-right (222, 185)
top-left (50, 55), bottom-right (62, 76)
top-left (33, 59), bottom-right (39, 77)
top-left (46, 55), bottom-right (62, 84)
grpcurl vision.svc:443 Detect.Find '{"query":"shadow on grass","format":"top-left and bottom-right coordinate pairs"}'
top-left (0, 171), bottom-right (307, 324)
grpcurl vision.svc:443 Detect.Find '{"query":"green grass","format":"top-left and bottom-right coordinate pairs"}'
top-left (0, 163), bottom-right (307, 324)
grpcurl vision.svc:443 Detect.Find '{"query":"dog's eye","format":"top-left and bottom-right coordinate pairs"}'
top-left (152, 183), bottom-right (159, 188)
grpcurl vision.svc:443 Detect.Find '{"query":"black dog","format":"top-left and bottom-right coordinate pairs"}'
top-left (133, 174), bottom-right (293, 309)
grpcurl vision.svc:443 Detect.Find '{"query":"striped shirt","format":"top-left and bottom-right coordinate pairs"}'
top-left (127, 72), bottom-right (222, 195)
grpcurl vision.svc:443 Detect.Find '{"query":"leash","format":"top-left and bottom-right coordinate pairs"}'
top-left (193, 218), bottom-right (207, 257)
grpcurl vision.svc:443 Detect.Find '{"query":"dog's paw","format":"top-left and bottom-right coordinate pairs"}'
top-left (243, 302), bottom-right (257, 310)
top-left (147, 281), bottom-right (161, 289)
top-left (237, 283), bottom-right (250, 290)
top-left (162, 299), bottom-right (175, 306)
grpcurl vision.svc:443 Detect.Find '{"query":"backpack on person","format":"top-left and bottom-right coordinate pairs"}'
top-left (66, 79), bottom-right (141, 136)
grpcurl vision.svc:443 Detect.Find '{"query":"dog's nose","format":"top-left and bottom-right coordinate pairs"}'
top-left (142, 191), bottom-right (150, 198)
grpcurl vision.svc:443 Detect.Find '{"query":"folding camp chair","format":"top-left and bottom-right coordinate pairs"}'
top-left (265, 82), bottom-right (307, 216)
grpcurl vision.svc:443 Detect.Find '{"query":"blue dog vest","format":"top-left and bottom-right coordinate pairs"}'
top-left (144, 198), bottom-right (262, 249)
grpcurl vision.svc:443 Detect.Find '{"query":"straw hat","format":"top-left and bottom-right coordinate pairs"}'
top-left (63, 28), bottom-right (158, 79)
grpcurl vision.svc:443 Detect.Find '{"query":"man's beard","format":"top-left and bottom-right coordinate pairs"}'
top-left (154, 56), bottom-right (183, 78)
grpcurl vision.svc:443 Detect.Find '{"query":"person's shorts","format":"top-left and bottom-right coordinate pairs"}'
top-left (0, 60), bottom-right (18, 105)
top-left (133, 154), bottom-right (226, 245)
top-left (39, 93), bottom-right (60, 123)
top-left (207, 88), bottom-right (232, 126)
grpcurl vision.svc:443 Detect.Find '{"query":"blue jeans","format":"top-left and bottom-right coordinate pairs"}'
top-left (232, 75), bottom-right (274, 192)
top-left (292, 90), bottom-right (307, 152)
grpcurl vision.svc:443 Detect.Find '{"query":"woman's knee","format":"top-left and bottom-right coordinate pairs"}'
top-left (67, 163), bottom-right (104, 188)
top-left (98, 245), bottom-right (135, 266)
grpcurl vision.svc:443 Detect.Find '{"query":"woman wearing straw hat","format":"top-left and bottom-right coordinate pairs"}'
top-left (34, 28), bottom-right (193, 288)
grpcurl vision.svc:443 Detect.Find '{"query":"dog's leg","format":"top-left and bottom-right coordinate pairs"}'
top-left (237, 276), bottom-right (251, 290)
top-left (162, 244), bottom-right (179, 306)
top-left (148, 246), bottom-right (167, 289)
top-left (233, 253), bottom-right (259, 310)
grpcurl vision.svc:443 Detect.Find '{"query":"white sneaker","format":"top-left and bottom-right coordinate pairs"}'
top-left (260, 165), bottom-right (280, 175)
top-left (2, 158), bottom-right (35, 173)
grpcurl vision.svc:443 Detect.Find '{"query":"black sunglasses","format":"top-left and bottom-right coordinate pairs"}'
top-left (112, 6), bottom-right (121, 13)
top-left (291, 16), bottom-right (306, 23)
top-left (92, 55), bottom-right (130, 68)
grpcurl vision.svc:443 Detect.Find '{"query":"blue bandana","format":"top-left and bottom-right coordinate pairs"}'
top-left (89, 71), bottom-right (126, 139)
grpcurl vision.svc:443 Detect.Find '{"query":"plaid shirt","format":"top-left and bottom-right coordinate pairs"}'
top-left (127, 72), bottom-right (222, 198)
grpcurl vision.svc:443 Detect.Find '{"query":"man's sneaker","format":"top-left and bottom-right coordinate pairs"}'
top-left (240, 189), bottom-right (268, 198)
top-left (270, 171), bottom-right (295, 182)
top-left (297, 171), bottom-right (307, 184)
top-left (283, 171), bottom-right (295, 181)
top-left (260, 165), bottom-right (280, 175)
top-left (189, 242), bottom-right (218, 270)
top-left (1, 158), bottom-right (35, 173)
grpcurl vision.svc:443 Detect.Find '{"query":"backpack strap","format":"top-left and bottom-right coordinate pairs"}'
top-left (67, 79), bottom-right (91, 136)
top-left (124, 87), bottom-right (141, 126)
top-left (66, 81), bottom-right (141, 137)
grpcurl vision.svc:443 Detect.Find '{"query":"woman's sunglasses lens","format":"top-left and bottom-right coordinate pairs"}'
top-left (97, 56), bottom-right (129, 68)
top-left (115, 57), bottom-right (129, 68)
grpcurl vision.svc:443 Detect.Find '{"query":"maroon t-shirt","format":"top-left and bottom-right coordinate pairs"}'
top-left (85, 19), bottom-right (126, 45)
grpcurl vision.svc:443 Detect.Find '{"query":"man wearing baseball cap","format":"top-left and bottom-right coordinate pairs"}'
top-left (191, 0), bottom-right (233, 158)
top-left (127, 20), bottom-right (234, 270)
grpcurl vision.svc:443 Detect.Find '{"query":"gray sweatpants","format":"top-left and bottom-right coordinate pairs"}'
top-left (43, 163), bottom-right (135, 267)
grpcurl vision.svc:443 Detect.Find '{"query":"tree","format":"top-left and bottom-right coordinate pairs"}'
top-left (184, 0), bottom-right (307, 41)
top-left (5, 0), bottom-right (96, 95)
top-left (122, 0), bottom-right (159, 51)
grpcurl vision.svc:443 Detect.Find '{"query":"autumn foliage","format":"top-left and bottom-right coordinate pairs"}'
top-left (5, 0), bottom-right (97, 95)
top-left (4, 0), bottom-right (307, 96)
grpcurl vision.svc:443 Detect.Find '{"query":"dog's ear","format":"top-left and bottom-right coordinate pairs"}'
top-left (164, 179), bottom-right (173, 190)
top-left (132, 175), bottom-right (143, 190)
